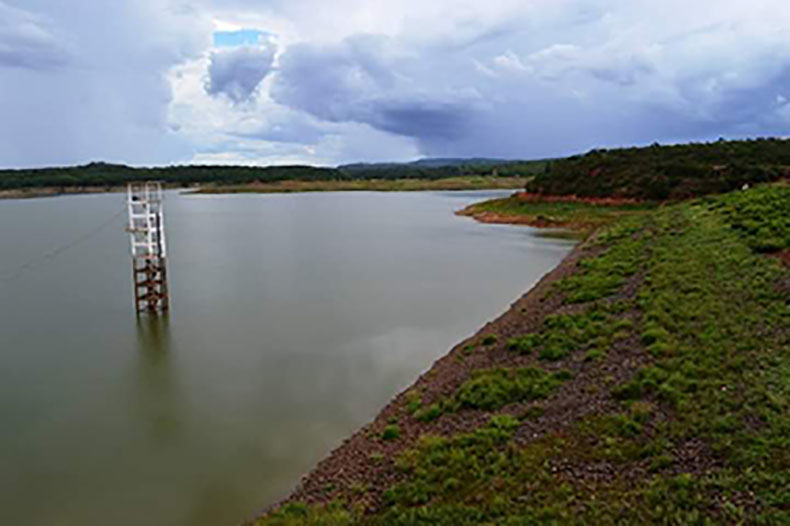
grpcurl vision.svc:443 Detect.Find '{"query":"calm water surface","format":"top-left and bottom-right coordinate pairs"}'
top-left (0, 190), bottom-right (573, 525)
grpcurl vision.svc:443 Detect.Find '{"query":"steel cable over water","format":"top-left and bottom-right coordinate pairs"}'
top-left (0, 205), bottom-right (127, 284)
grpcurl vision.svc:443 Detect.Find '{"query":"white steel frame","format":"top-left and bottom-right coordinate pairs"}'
top-left (127, 182), bottom-right (167, 259)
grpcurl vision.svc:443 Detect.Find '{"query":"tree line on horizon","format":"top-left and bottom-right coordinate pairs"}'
top-left (2, 138), bottom-right (788, 196)
top-left (0, 159), bottom-right (546, 191)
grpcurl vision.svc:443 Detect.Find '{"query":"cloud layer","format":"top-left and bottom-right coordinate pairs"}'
top-left (206, 42), bottom-right (276, 103)
top-left (1, 0), bottom-right (790, 167)
top-left (0, 0), bottom-right (211, 167)
top-left (259, 0), bottom-right (790, 159)
top-left (0, 1), bottom-right (67, 70)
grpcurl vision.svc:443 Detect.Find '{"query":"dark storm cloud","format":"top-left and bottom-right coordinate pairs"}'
top-left (271, 36), bottom-right (397, 122)
top-left (206, 43), bottom-right (276, 103)
top-left (364, 99), bottom-right (474, 140)
top-left (687, 68), bottom-right (790, 135)
top-left (270, 36), bottom-right (479, 143)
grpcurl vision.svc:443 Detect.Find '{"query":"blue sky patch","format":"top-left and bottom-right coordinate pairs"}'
top-left (213, 29), bottom-right (268, 48)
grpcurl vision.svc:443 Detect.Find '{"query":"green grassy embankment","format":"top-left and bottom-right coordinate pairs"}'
top-left (254, 183), bottom-right (790, 525)
top-left (456, 194), bottom-right (655, 236)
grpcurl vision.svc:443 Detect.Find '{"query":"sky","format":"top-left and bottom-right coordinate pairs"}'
top-left (1, 0), bottom-right (789, 168)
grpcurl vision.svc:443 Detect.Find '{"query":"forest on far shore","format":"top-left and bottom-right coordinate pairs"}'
top-left (0, 159), bottom-right (546, 191)
top-left (3, 138), bottom-right (789, 199)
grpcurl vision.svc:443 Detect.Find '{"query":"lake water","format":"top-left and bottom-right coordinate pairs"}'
top-left (0, 190), bottom-right (573, 526)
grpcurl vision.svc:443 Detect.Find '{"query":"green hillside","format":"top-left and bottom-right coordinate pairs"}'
top-left (527, 138), bottom-right (790, 200)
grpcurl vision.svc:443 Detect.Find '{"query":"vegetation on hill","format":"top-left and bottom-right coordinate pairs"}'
top-left (0, 163), bottom-right (340, 191)
top-left (527, 138), bottom-right (790, 200)
top-left (340, 159), bottom-right (548, 179)
top-left (457, 194), bottom-right (655, 235)
top-left (252, 183), bottom-right (790, 525)
top-left (192, 176), bottom-right (528, 195)
top-left (0, 159), bottom-right (544, 193)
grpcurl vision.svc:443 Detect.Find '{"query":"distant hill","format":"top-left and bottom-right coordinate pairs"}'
top-left (339, 158), bottom-right (522, 171)
top-left (412, 158), bottom-right (519, 168)
top-left (0, 163), bottom-right (343, 192)
top-left (528, 138), bottom-right (790, 200)
top-left (0, 158), bottom-right (545, 192)
top-left (338, 158), bottom-right (548, 180)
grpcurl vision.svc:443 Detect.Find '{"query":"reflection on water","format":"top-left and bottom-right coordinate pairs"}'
top-left (0, 190), bottom-right (575, 526)
top-left (134, 316), bottom-right (181, 444)
top-left (137, 315), bottom-right (172, 357)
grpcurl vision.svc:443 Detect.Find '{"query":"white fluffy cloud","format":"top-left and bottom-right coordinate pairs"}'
top-left (2, 0), bottom-right (790, 167)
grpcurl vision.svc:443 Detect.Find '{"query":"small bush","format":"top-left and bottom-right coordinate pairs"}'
top-left (521, 406), bottom-right (545, 419)
top-left (382, 425), bottom-right (400, 441)
top-left (649, 454), bottom-right (675, 472)
top-left (489, 414), bottom-right (521, 431)
top-left (455, 367), bottom-right (564, 411)
top-left (482, 334), bottom-right (498, 346)
top-left (406, 391), bottom-right (422, 414)
top-left (443, 478), bottom-right (461, 492)
top-left (642, 325), bottom-right (669, 346)
top-left (262, 502), bottom-right (355, 525)
top-left (648, 341), bottom-right (671, 358)
top-left (507, 306), bottom-right (619, 362)
top-left (611, 379), bottom-right (643, 401)
top-left (553, 370), bottom-right (574, 381)
top-left (415, 403), bottom-right (442, 423)
top-left (613, 330), bottom-right (630, 341)
top-left (586, 349), bottom-right (604, 361)
top-left (612, 414), bottom-right (643, 437)
top-left (507, 334), bottom-right (541, 354)
top-left (614, 318), bottom-right (635, 331)
top-left (539, 341), bottom-right (571, 361)
top-left (630, 401), bottom-right (655, 423)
